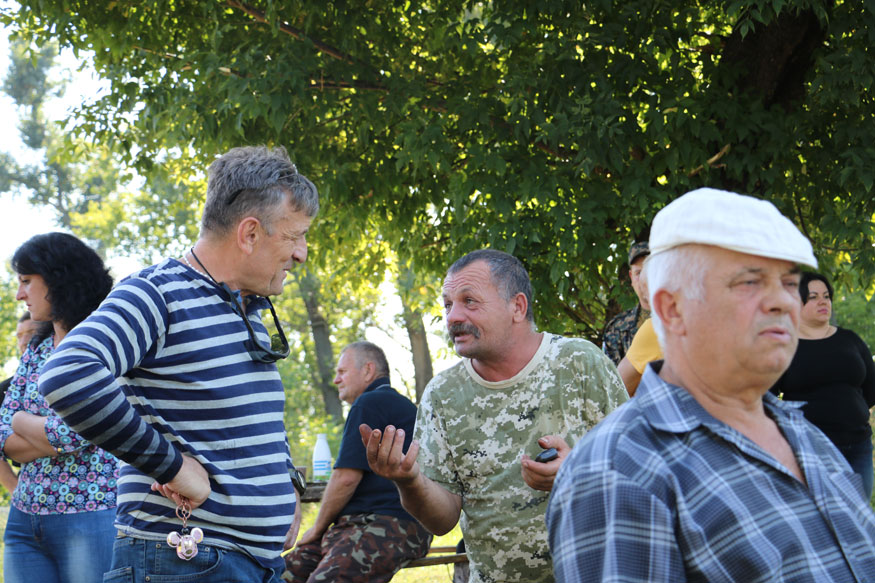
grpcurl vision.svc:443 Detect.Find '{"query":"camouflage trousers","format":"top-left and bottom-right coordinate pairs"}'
top-left (283, 513), bottom-right (433, 583)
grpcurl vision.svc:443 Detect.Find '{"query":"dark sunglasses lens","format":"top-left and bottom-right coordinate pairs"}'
top-left (224, 286), bottom-right (289, 363)
top-left (249, 348), bottom-right (279, 363)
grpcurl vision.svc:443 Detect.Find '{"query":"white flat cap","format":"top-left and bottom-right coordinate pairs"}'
top-left (649, 188), bottom-right (817, 268)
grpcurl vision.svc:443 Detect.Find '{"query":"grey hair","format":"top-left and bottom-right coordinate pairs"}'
top-left (201, 145), bottom-right (319, 236)
top-left (447, 249), bottom-right (534, 323)
top-left (645, 245), bottom-right (709, 346)
top-left (343, 341), bottom-right (391, 379)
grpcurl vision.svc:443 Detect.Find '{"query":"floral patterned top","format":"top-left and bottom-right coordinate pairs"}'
top-left (0, 334), bottom-right (119, 515)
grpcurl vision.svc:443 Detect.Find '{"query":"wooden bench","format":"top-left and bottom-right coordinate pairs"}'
top-left (302, 481), bottom-right (468, 569)
top-left (406, 545), bottom-right (468, 568)
top-left (301, 480), bottom-right (327, 504)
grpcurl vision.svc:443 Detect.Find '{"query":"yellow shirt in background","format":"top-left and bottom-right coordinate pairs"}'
top-left (625, 318), bottom-right (662, 374)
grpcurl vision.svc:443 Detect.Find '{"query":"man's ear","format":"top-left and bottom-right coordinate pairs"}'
top-left (510, 292), bottom-right (529, 323)
top-left (236, 217), bottom-right (262, 255)
top-left (363, 361), bottom-right (377, 383)
top-left (651, 288), bottom-right (685, 336)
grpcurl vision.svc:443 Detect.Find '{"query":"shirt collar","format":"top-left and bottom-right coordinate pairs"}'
top-left (242, 294), bottom-right (271, 313)
top-left (364, 377), bottom-right (392, 394)
top-left (636, 362), bottom-right (806, 435)
top-left (636, 363), bottom-right (703, 433)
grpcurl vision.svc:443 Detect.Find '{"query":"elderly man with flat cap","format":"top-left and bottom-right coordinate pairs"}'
top-left (548, 188), bottom-right (875, 582)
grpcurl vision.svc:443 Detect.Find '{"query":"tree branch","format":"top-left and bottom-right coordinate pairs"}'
top-left (225, 0), bottom-right (365, 67)
top-left (687, 143), bottom-right (730, 177)
top-left (792, 190), bottom-right (814, 243)
top-left (306, 80), bottom-right (389, 92)
top-left (150, 6), bottom-right (593, 169)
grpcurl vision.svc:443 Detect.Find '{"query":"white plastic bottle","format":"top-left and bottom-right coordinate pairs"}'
top-left (311, 433), bottom-right (332, 481)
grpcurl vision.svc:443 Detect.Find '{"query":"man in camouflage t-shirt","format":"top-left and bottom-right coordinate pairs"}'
top-left (361, 249), bottom-right (627, 583)
top-left (602, 241), bottom-right (650, 365)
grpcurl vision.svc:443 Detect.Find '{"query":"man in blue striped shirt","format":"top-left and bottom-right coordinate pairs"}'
top-left (39, 146), bottom-right (317, 583)
top-left (549, 188), bottom-right (875, 582)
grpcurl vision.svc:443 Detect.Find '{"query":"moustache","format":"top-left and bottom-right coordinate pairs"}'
top-left (448, 323), bottom-right (481, 340)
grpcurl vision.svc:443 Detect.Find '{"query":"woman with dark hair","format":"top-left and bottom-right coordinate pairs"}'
top-left (771, 271), bottom-right (875, 498)
top-left (0, 232), bottom-right (119, 583)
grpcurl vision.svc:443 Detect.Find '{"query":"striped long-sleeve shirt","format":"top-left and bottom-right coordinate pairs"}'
top-left (39, 259), bottom-right (296, 570)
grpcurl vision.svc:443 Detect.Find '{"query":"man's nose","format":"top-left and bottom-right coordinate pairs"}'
top-left (445, 302), bottom-right (465, 324)
top-left (292, 238), bottom-right (308, 264)
top-left (767, 282), bottom-right (800, 314)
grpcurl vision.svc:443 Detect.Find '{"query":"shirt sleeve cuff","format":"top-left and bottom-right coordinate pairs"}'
top-left (44, 416), bottom-right (80, 453)
top-left (0, 427), bottom-right (10, 461)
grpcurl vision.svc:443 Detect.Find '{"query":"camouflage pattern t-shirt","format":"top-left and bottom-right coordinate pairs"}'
top-left (602, 304), bottom-right (647, 365)
top-left (415, 333), bottom-right (628, 583)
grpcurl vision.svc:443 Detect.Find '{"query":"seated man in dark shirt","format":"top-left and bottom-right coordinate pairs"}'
top-left (285, 341), bottom-right (432, 582)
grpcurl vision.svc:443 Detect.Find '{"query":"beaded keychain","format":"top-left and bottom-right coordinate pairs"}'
top-left (166, 498), bottom-right (204, 561)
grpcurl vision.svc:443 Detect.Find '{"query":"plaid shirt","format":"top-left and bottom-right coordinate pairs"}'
top-left (548, 363), bottom-right (875, 583)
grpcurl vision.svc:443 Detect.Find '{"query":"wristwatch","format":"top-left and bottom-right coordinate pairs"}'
top-left (290, 467), bottom-right (307, 497)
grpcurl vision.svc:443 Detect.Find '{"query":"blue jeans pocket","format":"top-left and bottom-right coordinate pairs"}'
top-left (148, 544), bottom-right (224, 581)
top-left (102, 567), bottom-right (133, 583)
top-left (108, 536), bottom-right (227, 582)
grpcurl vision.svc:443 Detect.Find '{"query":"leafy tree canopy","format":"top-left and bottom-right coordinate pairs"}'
top-left (0, 25), bottom-right (443, 432)
top-left (2, 0), bottom-right (874, 341)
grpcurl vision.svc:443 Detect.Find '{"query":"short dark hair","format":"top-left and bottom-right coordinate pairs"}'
top-left (343, 341), bottom-right (390, 379)
top-left (12, 232), bottom-right (113, 332)
top-left (201, 145), bottom-right (319, 236)
top-left (17, 310), bottom-right (52, 348)
top-left (799, 271), bottom-right (833, 304)
top-left (447, 249), bottom-right (534, 322)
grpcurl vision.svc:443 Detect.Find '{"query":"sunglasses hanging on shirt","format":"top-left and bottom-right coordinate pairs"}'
top-left (189, 248), bottom-right (291, 364)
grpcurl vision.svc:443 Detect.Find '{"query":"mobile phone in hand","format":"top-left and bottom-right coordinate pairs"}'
top-left (534, 447), bottom-right (558, 463)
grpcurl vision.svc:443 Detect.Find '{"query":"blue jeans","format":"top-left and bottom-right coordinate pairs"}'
top-left (837, 437), bottom-right (874, 501)
top-left (103, 534), bottom-right (285, 583)
top-left (3, 506), bottom-right (116, 583)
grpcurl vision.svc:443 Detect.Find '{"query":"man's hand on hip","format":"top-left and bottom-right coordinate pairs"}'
top-left (151, 455), bottom-right (211, 509)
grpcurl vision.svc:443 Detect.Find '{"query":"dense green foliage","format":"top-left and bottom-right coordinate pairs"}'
top-left (3, 0), bottom-right (873, 341)
top-left (836, 288), bottom-right (875, 353)
top-left (0, 37), bottom-right (132, 236)
top-left (1, 0), bottom-right (875, 511)
top-left (0, 278), bottom-right (20, 367)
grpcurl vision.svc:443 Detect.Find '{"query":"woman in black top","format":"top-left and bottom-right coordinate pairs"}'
top-left (771, 272), bottom-right (875, 498)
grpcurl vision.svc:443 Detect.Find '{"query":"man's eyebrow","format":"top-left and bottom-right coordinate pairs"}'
top-left (732, 265), bottom-right (802, 278)
top-left (732, 267), bottom-right (765, 277)
top-left (444, 284), bottom-right (475, 295)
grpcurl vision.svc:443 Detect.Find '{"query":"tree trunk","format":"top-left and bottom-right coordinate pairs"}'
top-left (297, 268), bottom-right (343, 423)
top-left (397, 266), bottom-right (433, 403)
top-left (714, 6), bottom-right (828, 194)
top-left (403, 302), bottom-right (433, 403)
top-left (720, 7), bottom-right (827, 109)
